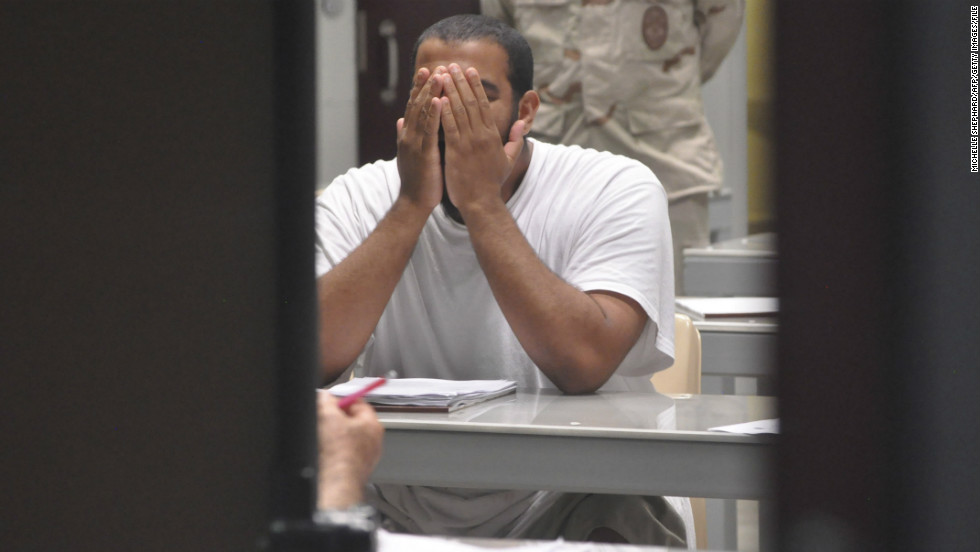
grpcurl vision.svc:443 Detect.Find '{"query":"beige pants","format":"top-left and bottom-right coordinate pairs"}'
top-left (668, 193), bottom-right (709, 296)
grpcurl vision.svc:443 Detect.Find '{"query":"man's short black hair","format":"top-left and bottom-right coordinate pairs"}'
top-left (410, 14), bottom-right (534, 100)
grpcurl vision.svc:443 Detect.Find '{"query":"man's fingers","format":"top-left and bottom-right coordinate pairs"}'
top-left (346, 399), bottom-right (380, 422)
top-left (408, 68), bottom-right (430, 104)
top-left (411, 72), bottom-right (435, 124)
top-left (464, 67), bottom-right (494, 128)
top-left (420, 98), bottom-right (443, 149)
top-left (406, 69), bottom-right (434, 115)
top-left (318, 391), bottom-right (339, 408)
top-left (317, 392), bottom-right (343, 426)
top-left (403, 68), bottom-right (430, 128)
top-left (449, 64), bottom-right (483, 127)
top-left (503, 119), bottom-right (526, 162)
top-left (439, 95), bottom-right (459, 142)
top-left (415, 67), bottom-right (430, 88)
top-left (441, 69), bottom-right (471, 132)
top-left (427, 68), bottom-right (445, 106)
top-left (411, 69), bottom-right (445, 135)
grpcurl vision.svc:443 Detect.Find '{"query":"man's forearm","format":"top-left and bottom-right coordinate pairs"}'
top-left (461, 200), bottom-right (645, 394)
top-left (318, 198), bottom-right (429, 382)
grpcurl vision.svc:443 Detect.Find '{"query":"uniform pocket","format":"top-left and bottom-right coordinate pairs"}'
top-left (606, 0), bottom-right (689, 62)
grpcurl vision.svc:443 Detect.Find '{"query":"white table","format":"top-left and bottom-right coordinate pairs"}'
top-left (696, 317), bottom-right (778, 395)
top-left (683, 233), bottom-right (778, 297)
top-left (372, 391), bottom-right (776, 550)
top-left (372, 391), bottom-right (774, 499)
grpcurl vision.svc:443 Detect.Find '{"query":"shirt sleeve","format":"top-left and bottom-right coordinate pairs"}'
top-left (314, 163), bottom-right (395, 278)
top-left (562, 161), bottom-right (676, 376)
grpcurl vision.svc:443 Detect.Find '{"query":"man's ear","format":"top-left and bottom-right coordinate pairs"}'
top-left (517, 90), bottom-right (540, 135)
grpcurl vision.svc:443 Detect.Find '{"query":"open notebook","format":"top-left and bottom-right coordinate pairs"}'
top-left (325, 377), bottom-right (517, 412)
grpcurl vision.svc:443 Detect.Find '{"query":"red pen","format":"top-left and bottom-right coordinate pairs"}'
top-left (336, 378), bottom-right (387, 411)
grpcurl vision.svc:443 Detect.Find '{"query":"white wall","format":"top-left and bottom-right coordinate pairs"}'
top-left (316, 0), bottom-right (358, 188)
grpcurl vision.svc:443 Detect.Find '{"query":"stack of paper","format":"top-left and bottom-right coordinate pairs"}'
top-left (675, 296), bottom-right (779, 320)
top-left (326, 377), bottom-right (517, 412)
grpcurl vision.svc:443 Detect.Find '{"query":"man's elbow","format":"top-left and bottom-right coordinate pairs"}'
top-left (554, 378), bottom-right (603, 395)
top-left (548, 351), bottom-right (619, 395)
top-left (319, 351), bottom-right (356, 386)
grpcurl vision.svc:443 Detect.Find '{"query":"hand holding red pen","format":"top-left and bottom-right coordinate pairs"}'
top-left (316, 391), bottom-right (384, 509)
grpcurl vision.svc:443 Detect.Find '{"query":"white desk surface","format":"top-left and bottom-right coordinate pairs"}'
top-left (684, 233), bottom-right (777, 258)
top-left (694, 317), bottom-right (778, 389)
top-left (372, 391), bottom-right (776, 500)
top-left (694, 316), bottom-right (777, 334)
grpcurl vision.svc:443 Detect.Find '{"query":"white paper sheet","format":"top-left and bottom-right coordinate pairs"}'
top-left (709, 418), bottom-right (780, 434)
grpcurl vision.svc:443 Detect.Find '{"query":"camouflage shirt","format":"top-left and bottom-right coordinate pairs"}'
top-left (482, 0), bottom-right (744, 197)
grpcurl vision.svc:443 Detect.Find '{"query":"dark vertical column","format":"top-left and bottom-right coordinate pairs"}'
top-left (774, 2), bottom-right (894, 548)
top-left (774, 2), bottom-right (979, 551)
top-left (0, 2), bottom-right (281, 551)
top-left (270, 0), bottom-right (320, 523)
top-left (886, 2), bottom-right (980, 550)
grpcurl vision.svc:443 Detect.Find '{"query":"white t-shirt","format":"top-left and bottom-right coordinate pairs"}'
top-left (314, 139), bottom-right (680, 538)
top-left (315, 139), bottom-right (675, 390)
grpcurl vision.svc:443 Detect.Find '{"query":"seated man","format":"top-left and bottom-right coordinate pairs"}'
top-left (315, 14), bottom-right (687, 546)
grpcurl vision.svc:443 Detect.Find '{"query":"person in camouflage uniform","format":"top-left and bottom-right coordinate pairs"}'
top-left (482, 0), bottom-right (744, 294)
